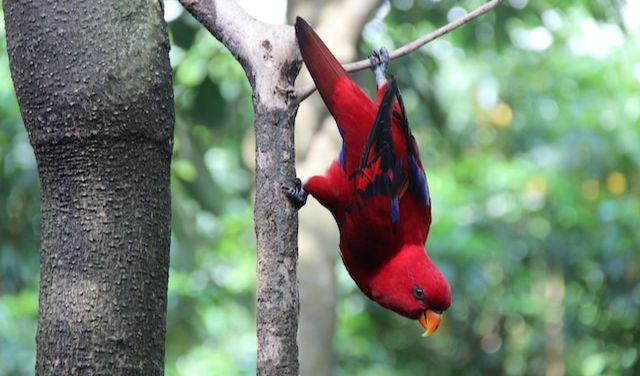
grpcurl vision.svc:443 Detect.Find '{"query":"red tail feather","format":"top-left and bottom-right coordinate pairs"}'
top-left (295, 17), bottom-right (347, 108)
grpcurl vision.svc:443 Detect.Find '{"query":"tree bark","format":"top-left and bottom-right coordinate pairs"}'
top-left (253, 102), bottom-right (300, 376)
top-left (247, 26), bottom-right (301, 376)
top-left (177, 1), bottom-right (302, 373)
top-left (4, 0), bottom-right (174, 374)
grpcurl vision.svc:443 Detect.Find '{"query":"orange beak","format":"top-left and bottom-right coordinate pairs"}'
top-left (418, 309), bottom-right (443, 336)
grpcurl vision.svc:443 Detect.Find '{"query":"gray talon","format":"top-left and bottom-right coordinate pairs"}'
top-left (370, 48), bottom-right (389, 87)
top-left (282, 178), bottom-right (308, 209)
top-left (369, 50), bottom-right (380, 67)
top-left (380, 47), bottom-right (389, 67)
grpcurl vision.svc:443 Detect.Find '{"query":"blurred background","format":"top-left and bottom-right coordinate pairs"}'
top-left (1, 0), bottom-right (639, 375)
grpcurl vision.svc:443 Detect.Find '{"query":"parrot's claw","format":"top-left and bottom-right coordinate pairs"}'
top-left (369, 47), bottom-right (390, 87)
top-left (282, 178), bottom-right (308, 209)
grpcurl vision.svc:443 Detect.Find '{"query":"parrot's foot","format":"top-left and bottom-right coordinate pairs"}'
top-left (282, 178), bottom-right (308, 209)
top-left (369, 47), bottom-right (390, 88)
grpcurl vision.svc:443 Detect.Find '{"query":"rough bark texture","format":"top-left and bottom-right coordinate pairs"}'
top-left (254, 103), bottom-right (300, 376)
top-left (4, 0), bottom-right (174, 374)
top-left (177, 1), bottom-right (303, 373)
top-left (249, 26), bottom-right (302, 376)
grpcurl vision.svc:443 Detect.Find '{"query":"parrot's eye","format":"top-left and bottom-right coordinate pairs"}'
top-left (413, 285), bottom-right (425, 301)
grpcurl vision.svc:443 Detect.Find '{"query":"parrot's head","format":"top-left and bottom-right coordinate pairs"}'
top-left (369, 244), bottom-right (451, 336)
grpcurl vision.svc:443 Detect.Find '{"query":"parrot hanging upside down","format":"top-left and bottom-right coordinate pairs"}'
top-left (284, 17), bottom-right (451, 336)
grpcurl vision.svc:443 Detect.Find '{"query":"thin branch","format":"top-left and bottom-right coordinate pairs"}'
top-left (294, 0), bottom-right (502, 102)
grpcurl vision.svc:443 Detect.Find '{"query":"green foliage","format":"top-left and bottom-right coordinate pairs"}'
top-left (0, 7), bottom-right (39, 375)
top-left (1, 1), bottom-right (639, 375)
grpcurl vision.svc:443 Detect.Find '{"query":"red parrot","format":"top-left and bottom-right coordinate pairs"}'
top-left (285, 17), bottom-right (451, 336)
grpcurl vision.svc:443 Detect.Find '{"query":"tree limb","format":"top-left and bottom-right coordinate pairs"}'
top-left (178, 1), bottom-right (302, 375)
top-left (178, 0), bottom-right (264, 76)
top-left (294, 0), bottom-right (503, 102)
top-left (179, 0), bottom-right (301, 105)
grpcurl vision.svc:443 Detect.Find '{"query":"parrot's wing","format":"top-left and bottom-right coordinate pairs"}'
top-left (394, 79), bottom-right (431, 211)
top-left (350, 78), bottom-right (405, 225)
top-left (350, 78), bottom-right (431, 225)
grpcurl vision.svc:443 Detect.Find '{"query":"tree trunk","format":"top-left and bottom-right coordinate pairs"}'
top-left (170, 1), bottom-right (304, 373)
top-left (254, 101), bottom-right (300, 376)
top-left (248, 26), bottom-right (301, 376)
top-left (4, 0), bottom-right (174, 374)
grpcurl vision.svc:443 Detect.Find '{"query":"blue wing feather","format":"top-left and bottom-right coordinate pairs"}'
top-left (394, 80), bottom-right (431, 210)
top-left (338, 143), bottom-right (347, 170)
top-left (349, 77), bottom-right (431, 224)
top-left (408, 154), bottom-right (430, 207)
